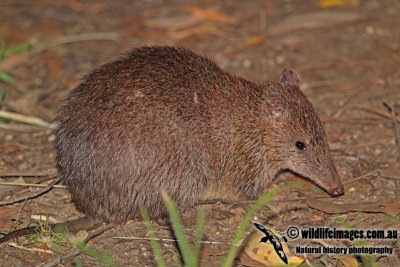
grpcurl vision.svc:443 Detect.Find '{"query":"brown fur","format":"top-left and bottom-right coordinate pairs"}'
top-left (55, 46), bottom-right (344, 222)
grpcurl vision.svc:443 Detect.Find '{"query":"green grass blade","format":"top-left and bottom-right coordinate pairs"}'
top-left (76, 241), bottom-right (116, 267)
top-left (0, 70), bottom-right (27, 94)
top-left (221, 185), bottom-right (284, 267)
top-left (162, 191), bottom-right (197, 267)
top-left (0, 87), bottom-right (8, 101)
top-left (5, 42), bottom-right (32, 57)
top-left (0, 41), bottom-right (7, 60)
top-left (139, 205), bottom-right (167, 267)
top-left (75, 259), bottom-right (83, 267)
top-left (194, 208), bottom-right (207, 259)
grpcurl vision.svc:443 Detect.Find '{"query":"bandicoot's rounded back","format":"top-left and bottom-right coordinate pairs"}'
top-left (55, 46), bottom-right (343, 222)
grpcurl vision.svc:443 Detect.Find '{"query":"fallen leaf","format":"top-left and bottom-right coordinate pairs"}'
top-left (244, 225), bottom-right (305, 266)
top-left (52, 0), bottom-right (105, 13)
top-left (334, 256), bottom-right (359, 267)
top-left (317, 0), bottom-right (359, 9)
top-left (39, 243), bottom-right (53, 261)
top-left (269, 11), bottom-right (373, 36)
top-left (181, 6), bottom-right (237, 24)
top-left (239, 252), bottom-right (267, 267)
top-left (169, 24), bottom-right (220, 40)
top-left (0, 177), bottom-right (25, 194)
top-left (240, 35), bottom-right (266, 49)
top-left (306, 197), bottom-right (400, 216)
top-left (144, 15), bottom-right (203, 31)
top-left (0, 143), bottom-right (19, 154)
top-left (380, 161), bottom-right (400, 179)
top-left (379, 199), bottom-right (400, 217)
top-left (63, 0), bottom-right (86, 12)
top-left (0, 206), bottom-right (20, 231)
top-left (310, 214), bottom-right (326, 222)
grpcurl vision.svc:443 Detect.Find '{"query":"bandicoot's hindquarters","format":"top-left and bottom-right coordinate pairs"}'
top-left (55, 46), bottom-right (343, 223)
top-left (56, 79), bottom-right (211, 222)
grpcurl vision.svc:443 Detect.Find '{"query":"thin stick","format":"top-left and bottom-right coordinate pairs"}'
top-left (344, 171), bottom-right (376, 185)
top-left (383, 99), bottom-right (400, 197)
top-left (383, 99), bottom-right (400, 150)
top-left (56, 32), bottom-right (120, 45)
top-left (0, 110), bottom-right (54, 129)
top-left (0, 169), bottom-right (58, 178)
top-left (0, 176), bottom-right (61, 206)
top-left (112, 236), bottom-right (231, 244)
top-left (299, 59), bottom-right (376, 72)
top-left (15, 191), bottom-right (32, 232)
top-left (354, 137), bottom-right (394, 148)
top-left (0, 123), bottom-right (48, 131)
top-left (0, 182), bottom-right (67, 189)
top-left (9, 242), bottom-right (53, 254)
top-left (333, 104), bottom-right (400, 122)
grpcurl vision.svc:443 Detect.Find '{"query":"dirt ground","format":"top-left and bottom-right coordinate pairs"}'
top-left (0, 0), bottom-right (399, 266)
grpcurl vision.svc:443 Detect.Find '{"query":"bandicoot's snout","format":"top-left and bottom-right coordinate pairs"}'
top-left (328, 181), bottom-right (344, 196)
top-left (316, 154), bottom-right (345, 196)
top-left (317, 165), bottom-right (345, 196)
top-left (304, 159), bottom-right (345, 197)
top-left (326, 161), bottom-right (344, 196)
top-left (305, 172), bottom-right (345, 196)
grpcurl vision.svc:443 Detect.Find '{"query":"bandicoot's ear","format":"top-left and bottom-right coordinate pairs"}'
top-left (264, 93), bottom-right (288, 124)
top-left (280, 68), bottom-right (299, 88)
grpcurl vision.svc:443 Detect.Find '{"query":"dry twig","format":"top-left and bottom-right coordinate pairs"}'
top-left (383, 99), bottom-right (400, 151)
top-left (0, 110), bottom-right (54, 129)
top-left (0, 169), bottom-right (57, 178)
top-left (333, 104), bottom-right (400, 122)
top-left (9, 242), bottom-right (53, 254)
top-left (56, 32), bottom-right (120, 44)
top-left (343, 171), bottom-right (376, 185)
top-left (112, 236), bottom-right (231, 244)
top-left (0, 182), bottom-right (67, 189)
top-left (0, 176), bottom-right (60, 206)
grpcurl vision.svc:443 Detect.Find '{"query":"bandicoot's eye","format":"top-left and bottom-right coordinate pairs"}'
top-left (295, 141), bottom-right (306, 151)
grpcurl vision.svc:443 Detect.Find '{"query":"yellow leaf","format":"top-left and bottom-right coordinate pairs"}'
top-left (335, 256), bottom-right (359, 267)
top-left (244, 226), bottom-right (305, 266)
top-left (317, 0), bottom-right (359, 8)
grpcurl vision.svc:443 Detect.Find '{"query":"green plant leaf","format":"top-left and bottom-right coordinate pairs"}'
top-left (4, 42), bottom-right (32, 57)
top-left (76, 242), bottom-right (116, 267)
top-left (162, 192), bottom-right (197, 267)
top-left (194, 208), bottom-right (206, 259)
top-left (0, 87), bottom-right (8, 101)
top-left (221, 185), bottom-right (284, 267)
top-left (0, 70), bottom-right (27, 94)
top-left (139, 205), bottom-right (167, 267)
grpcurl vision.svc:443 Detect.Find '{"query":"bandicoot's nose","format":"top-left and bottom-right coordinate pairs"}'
top-left (329, 183), bottom-right (344, 196)
top-left (322, 159), bottom-right (345, 196)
